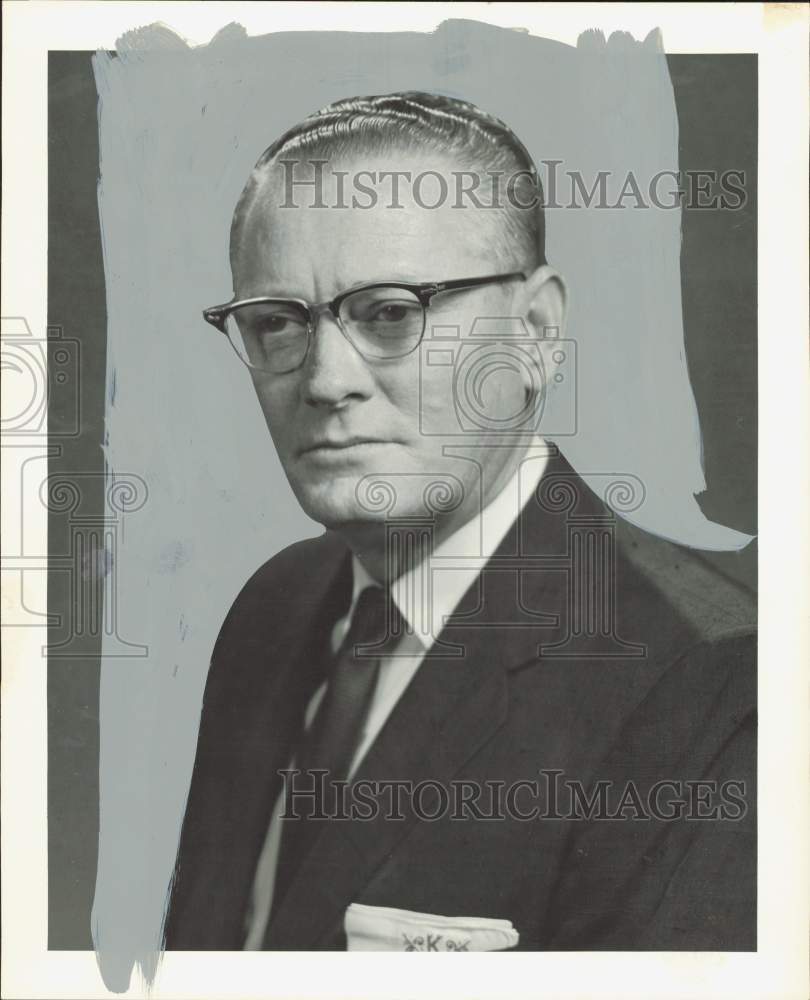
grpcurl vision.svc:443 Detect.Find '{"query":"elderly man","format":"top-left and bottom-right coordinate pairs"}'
top-left (164, 92), bottom-right (755, 952)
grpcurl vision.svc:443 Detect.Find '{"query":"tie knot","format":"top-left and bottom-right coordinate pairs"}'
top-left (341, 585), bottom-right (402, 656)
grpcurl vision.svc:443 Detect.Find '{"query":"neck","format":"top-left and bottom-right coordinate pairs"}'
top-left (332, 440), bottom-right (537, 584)
top-left (335, 509), bottom-right (462, 585)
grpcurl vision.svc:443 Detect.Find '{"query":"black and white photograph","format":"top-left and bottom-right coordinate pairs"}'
top-left (2, 4), bottom-right (808, 1000)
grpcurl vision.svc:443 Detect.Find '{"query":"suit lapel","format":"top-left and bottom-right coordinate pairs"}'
top-left (165, 536), bottom-right (352, 949)
top-left (263, 636), bottom-right (510, 949)
top-left (264, 450), bottom-right (584, 949)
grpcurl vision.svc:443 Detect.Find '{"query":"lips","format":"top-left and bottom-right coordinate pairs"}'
top-left (299, 438), bottom-right (388, 455)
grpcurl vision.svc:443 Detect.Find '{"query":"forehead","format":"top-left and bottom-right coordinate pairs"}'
top-left (232, 152), bottom-right (511, 297)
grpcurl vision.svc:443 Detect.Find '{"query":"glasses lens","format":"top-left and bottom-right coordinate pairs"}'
top-left (225, 301), bottom-right (309, 373)
top-left (340, 286), bottom-right (424, 358)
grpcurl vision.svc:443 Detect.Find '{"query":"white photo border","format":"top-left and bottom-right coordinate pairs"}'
top-left (2, 3), bottom-right (808, 999)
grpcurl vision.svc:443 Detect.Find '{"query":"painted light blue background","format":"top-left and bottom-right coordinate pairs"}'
top-left (90, 19), bottom-right (752, 990)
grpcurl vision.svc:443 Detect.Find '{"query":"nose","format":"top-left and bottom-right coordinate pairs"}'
top-left (300, 307), bottom-right (374, 408)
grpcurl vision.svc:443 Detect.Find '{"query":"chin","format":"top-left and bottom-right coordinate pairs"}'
top-left (292, 478), bottom-right (378, 528)
top-left (287, 458), bottom-right (464, 527)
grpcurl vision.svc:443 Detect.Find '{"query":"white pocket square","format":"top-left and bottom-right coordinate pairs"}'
top-left (344, 903), bottom-right (519, 952)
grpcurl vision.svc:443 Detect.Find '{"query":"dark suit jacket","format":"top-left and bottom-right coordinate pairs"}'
top-left (164, 450), bottom-right (756, 951)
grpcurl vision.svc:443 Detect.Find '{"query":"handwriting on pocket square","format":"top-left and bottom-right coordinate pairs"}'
top-left (402, 931), bottom-right (470, 951)
top-left (344, 901), bottom-right (519, 951)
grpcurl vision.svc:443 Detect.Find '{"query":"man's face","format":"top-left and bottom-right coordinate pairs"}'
top-left (232, 153), bottom-right (542, 533)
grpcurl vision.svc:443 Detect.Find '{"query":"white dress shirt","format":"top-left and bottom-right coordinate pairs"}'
top-left (242, 441), bottom-right (550, 947)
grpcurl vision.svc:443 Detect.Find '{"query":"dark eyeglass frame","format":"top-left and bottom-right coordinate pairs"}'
top-left (202, 270), bottom-right (526, 373)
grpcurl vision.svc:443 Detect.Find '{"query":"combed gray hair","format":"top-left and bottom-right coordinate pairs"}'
top-left (230, 91), bottom-right (546, 273)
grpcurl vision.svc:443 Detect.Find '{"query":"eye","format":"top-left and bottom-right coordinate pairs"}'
top-left (256, 314), bottom-right (294, 335)
top-left (350, 296), bottom-right (422, 324)
top-left (368, 302), bottom-right (414, 324)
top-left (341, 286), bottom-right (424, 345)
top-left (244, 306), bottom-right (308, 339)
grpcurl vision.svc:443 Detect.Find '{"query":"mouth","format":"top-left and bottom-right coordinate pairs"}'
top-left (299, 438), bottom-right (392, 457)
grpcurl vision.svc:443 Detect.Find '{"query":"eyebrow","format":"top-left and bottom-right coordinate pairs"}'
top-left (241, 273), bottom-right (431, 299)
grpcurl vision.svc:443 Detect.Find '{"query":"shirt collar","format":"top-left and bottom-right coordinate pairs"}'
top-left (347, 439), bottom-right (550, 650)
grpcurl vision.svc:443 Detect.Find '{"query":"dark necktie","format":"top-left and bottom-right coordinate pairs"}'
top-left (265, 584), bottom-right (400, 935)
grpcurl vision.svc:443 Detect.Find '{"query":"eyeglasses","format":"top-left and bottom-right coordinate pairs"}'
top-left (202, 271), bottom-right (526, 374)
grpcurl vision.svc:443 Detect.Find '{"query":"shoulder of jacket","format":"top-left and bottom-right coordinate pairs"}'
top-left (229, 530), bottom-right (349, 610)
top-left (615, 516), bottom-right (757, 645)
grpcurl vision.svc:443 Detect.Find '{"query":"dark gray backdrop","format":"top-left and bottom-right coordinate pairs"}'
top-left (47, 49), bottom-right (757, 949)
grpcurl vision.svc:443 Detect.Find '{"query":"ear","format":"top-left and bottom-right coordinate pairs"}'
top-left (518, 264), bottom-right (568, 340)
top-left (513, 265), bottom-right (568, 403)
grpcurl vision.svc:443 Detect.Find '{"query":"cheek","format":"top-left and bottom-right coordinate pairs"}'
top-left (377, 358), bottom-right (422, 425)
top-left (479, 367), bottom-right (527, 417)
top-left (251, 375), bottom-right (297, 433)
top-left (411, 350), bottom-right (458, 434)
top-left (416, 351), bottom-right (528, 434)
